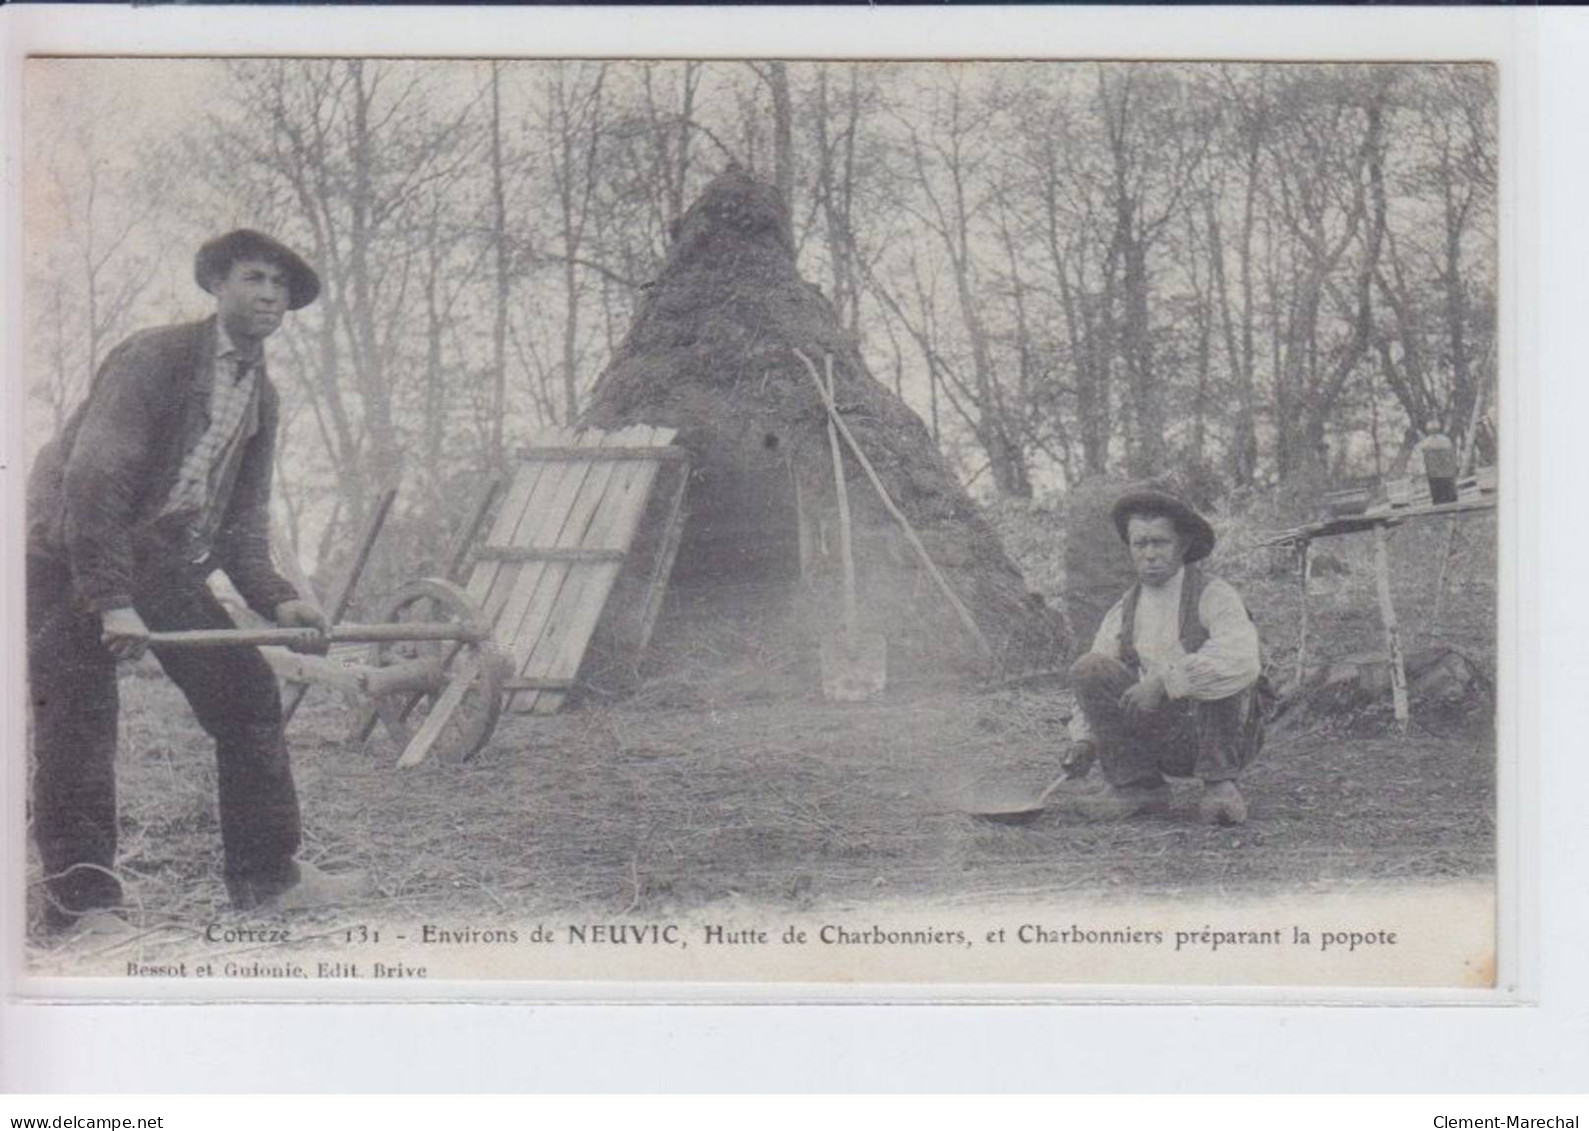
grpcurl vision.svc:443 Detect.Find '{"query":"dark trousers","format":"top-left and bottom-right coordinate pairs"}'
top-left (27, 554), bottom-right (301, 915)
top-left (1070, 653), bottom-right (1261, 789)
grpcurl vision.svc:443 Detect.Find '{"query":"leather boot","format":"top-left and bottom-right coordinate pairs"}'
top-left (1071, 781), bottom-right (1171, 821)
top-left (232, 861), bottom-right (369, 913)
top-left (1199, 780), bottom-right (1248, 826)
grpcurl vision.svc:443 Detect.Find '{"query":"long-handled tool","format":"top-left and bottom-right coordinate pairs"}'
top-left (792, 348), bottom-right (993, 663)
top-left (816, 355), bottom-right (887, 701)
top-left (147, 622), bottom-right (488, 649)
top-left (143, 577), bottom-right (508, 768)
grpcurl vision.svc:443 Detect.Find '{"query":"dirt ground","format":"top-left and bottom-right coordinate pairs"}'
top-left (24, 664), bottom-right (1494, 945)
top-left (23, 503), bottom-right (1498, 950)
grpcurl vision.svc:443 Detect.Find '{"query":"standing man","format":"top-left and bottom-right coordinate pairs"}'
top-left (27, 229), bottom-right (362, 929)
top-left (1065, 489), bottom-right (1266, 826)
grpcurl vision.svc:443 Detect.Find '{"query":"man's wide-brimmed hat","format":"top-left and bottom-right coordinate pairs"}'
top-left (1111, 488), bottom-right (1216, 564)
top-left (194, 229), bottom-right (321, 311)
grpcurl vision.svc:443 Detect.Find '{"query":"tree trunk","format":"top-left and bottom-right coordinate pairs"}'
top-left (489, 61), bottom-right (509, 469)
top-left (767, 62), bottom-right (795, 216)
top-left (346, 62), bottom-right (401, 501)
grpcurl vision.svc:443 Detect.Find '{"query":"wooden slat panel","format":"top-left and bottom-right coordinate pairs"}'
top-left (505, 428), bottom-right (644, 713)
top-left (516, 425), bottom-right (677, 714)
top-left (478, 428), bottom-right (596, 629)
top-left (465, 426), bottom-right (568, 626)
top-left (495, 425), bottom-right (651, 689)
top-left (592, 458), bottom-right (692, 670)
top-left (477, 546), bottom-right (628, 564)
top-left (632, 461), bottom-right (692, 658)
top-left (493, 428), bottom-right (638, 684)
top-left (503, 427), bottom-right (653, 711)
top-left (518, 445), bottom-right (690, 463)
top-left (526, 424), bottom-right (676, 713)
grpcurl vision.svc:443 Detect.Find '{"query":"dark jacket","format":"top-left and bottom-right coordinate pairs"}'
top-left (27, 316), bottom-right (299, 616)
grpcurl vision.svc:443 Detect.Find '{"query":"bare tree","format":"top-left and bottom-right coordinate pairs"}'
top-left (536, 61), bottom-right (610, 423)
top-left (889, 71), bottom-right (1032, 497)
top-left (1373, 66), bottom-right (1496, 456)
top-left (36, 57), bottom-right (1499, 550)
top-left (1205, 66), bottom-right (1271, 488)
top-left (1262, 65), bottom-right (1392, 481)
top-left (809, 64), bottom-right (876, 338)
top-left (208, 59), bottom-right (485, 539)
top-left (745, 62), bottom-right (796, 214)
top-left (1012, 71), bottom-right (1119, 479)
top-left (25, 93), bottom-right (173, 442)
top-left (1092, 65), bottom-right (1210, 478)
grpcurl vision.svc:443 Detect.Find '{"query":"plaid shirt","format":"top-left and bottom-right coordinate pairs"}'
top-left (159, 324), bottom-right (263, 562)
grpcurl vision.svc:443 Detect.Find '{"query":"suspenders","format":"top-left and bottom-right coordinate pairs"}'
top-left (1117, 563), bottom-right (1210, 677)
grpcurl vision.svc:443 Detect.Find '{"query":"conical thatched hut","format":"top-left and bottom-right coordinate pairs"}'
top-left (580, 170), bottom-right (1068, 691)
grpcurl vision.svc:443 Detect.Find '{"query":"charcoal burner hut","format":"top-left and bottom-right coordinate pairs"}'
top-left (579, 169), bottom-right (1068, 695)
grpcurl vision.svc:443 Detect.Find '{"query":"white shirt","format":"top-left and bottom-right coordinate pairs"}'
top-left (1069, 566), bottom-right (1261, 742)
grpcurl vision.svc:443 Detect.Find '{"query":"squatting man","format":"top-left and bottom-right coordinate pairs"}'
top-left (1063, 489), bottom-right (1267, 825)
top-left (26, 229), bottom-right (366, 931)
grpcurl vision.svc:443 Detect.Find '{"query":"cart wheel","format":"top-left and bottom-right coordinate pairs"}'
top-left (368, 577), bottom-right (506, 766)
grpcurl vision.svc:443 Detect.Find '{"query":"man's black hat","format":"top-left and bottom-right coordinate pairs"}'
top-left (1111, 489), bottom-right (1216, 564)
top-left (194, 229), bottom-right (321, 311)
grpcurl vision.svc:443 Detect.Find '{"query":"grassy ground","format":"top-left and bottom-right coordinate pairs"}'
top-left (24, 498), bottom-right (1498, 947)
top-left (25, 666), bottom-right (1493, 941)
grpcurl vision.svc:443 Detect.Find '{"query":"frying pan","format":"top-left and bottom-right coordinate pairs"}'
top-left (965, 769), bottom-right (1076, 825)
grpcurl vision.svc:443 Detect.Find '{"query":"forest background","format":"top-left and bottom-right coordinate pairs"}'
top-left (23, 58), bottom-right (1495, 587)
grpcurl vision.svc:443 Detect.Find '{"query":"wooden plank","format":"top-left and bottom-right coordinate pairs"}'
top-left (477, 546), bottom-right (628, 564)
top-left (1373, 523), bottom-right (1410, 730)
top-left (825, 358), bottom-right (859, 637)
top-left (395, 654), bottom-right (478, 769)
top-left (574, 456), bottom-right (689, 678)
top-left (464, 427), bottom-right (566, 624)
top-left (501, 677), bottom-right (577, 692)
top-left (474, 428), bottom-right (594, 628)
top-left (491, 428), bottom-right (633, 650)
top-left (1294, 540), bottom-right (1310, 690)
top-left (499, 426), bottom-right (649, 711)
top-left (493, 428), bottom-right (637, 699)
top-left (517, 445), bottom-right (690, 463)
top-left (1429, 516), bottom-right (1463, 642)
top-left (517, 425), bottom-right (677, 714)
top-left (1262, 496), bottom-right (1497, 547)
top-left (1431, 392), bottom-right (1489, 642)
top-left (631, 459), bottom-right (692, 658)
top-left (152, 622), bottom-right (482, 648)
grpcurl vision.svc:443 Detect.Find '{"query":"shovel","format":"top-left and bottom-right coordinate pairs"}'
top-left (965, 769), bottom-right (1074, 826)
top-left (965, 739), bottom-right (1097, 824)
top-left (818, 355), bottom-right (887, 701)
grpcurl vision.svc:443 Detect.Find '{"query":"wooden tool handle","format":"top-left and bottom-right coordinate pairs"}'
top-left (824, 355), bottom-right (860, 634)
top-left (792, 348), bottom-right (993, 659)
top-left (148, 622), bottom-right (486, 649)
top-left (148, 627), bottom-right (323, 649)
